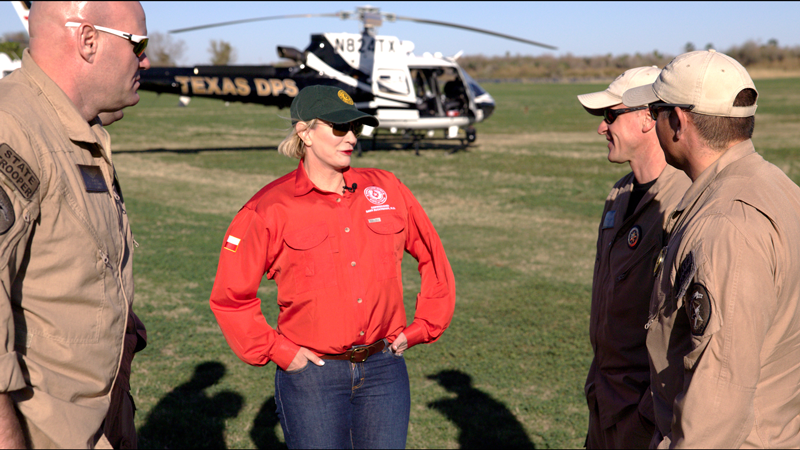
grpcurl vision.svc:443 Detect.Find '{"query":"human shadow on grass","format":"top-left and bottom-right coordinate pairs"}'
top-left (427, 370), bottom-right (535, 449)
top-left (250, 396), bottom-right (287, 449)
top-left (138, 361), bottom-right (243, 449)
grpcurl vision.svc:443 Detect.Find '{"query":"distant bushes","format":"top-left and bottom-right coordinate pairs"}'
top-left (726, 40), bottom-right (800, 70)
top-left (462, 40), bottom-right (800, 81)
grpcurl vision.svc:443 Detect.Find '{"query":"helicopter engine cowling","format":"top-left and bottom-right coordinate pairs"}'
top-left (277, 46), bottom-right (305, 63)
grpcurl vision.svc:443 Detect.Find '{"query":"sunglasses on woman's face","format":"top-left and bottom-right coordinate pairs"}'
top-left (320, 120), bottom-right (363, 137)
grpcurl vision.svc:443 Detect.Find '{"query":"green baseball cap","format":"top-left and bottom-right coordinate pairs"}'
top-left (290, 85), bottom-right (379, 127)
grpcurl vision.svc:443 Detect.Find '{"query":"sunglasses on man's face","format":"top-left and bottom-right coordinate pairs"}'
top-left (65, 22), bottom-right (149, 57)
top-left (320, 120), bottom-right (363, 138)
top-left (602, 106), bottom-right (647, 124)
top-left (648, 102), bottom-right (695, 121)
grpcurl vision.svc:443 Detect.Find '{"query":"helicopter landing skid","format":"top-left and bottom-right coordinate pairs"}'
top-left (356, 128), bottom-right (474, 157)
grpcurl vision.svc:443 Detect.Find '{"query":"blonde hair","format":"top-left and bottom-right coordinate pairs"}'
top-left (277, 119), bottom-right (318, 159)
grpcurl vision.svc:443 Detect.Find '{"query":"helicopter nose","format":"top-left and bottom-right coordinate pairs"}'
top-left (479, 101), bottom-right (495, 120)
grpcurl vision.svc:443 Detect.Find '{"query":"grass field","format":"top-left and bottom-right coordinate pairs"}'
top-left (107, 78), bottom-right (800, 448)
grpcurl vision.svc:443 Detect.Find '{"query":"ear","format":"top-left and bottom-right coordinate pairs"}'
top-left (75, 23), bottom-right (99, 63)
top-left (672, 107), bottom-right (689, 140)
top-left (642, 109), bottom-right (656, 133)
top-left (296, 122), bottom-right (311, 146)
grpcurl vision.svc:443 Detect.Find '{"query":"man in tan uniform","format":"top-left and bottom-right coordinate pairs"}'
top-left (578, 67), bottom-right (690, 448)
top-left (0, 2), bottom-right (150, 448)
top-left (623, 50), bottom-right (800, 448)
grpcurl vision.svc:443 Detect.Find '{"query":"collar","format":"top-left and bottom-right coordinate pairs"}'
top-left (294, 159), bottom-right (357, 197)
top-left (674, 139), bottom-right (755, 213)
top-left (21, 49), bottom-right (111, 158)
top-left (647, 163), bottom-right (684, 202)
top-left (294, 159), bottom-right (315, 196)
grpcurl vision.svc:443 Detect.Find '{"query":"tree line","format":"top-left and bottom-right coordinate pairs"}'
top-left (460, 40), bottom-right (800, 81)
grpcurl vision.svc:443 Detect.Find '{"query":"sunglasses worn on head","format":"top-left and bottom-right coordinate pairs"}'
top-left (603, 106), bottom-right (647, 124)
top-left (319, 120), bottom-right (363, 138)
top-left (648, 102), bottom-right (695, 121)
top-left (65, 22), bottom-right (148, 57)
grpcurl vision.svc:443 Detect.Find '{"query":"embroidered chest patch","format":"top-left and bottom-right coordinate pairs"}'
top-left (627, 225), bottom-right (641, 249)
top-left (77, 165), bottom-right (108, 192)
top-left (686, 283), bottom-right (712, 335)
top-left (364, 186), bottom-right (387, 205)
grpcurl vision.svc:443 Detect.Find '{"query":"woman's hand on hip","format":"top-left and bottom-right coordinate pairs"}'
top-left (391, 332), bottom-right (408, 356)
top-left (287, 347), bottom-right (325, 371)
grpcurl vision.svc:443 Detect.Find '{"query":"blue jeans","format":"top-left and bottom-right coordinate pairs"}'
top-left (274, 344), bottom-right (410, 449)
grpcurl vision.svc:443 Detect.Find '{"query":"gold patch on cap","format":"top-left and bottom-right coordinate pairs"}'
top-left (338, 90), bottom-right (354, 105)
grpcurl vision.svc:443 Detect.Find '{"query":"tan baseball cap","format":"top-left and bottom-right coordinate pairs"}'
top-left (577, 66), bottom-right (661, 116)
top-left (622, 50), bottom-right (757, 117)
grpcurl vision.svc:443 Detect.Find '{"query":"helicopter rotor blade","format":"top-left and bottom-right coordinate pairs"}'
top-left (391, 15), bottom-right (557, 50)
top-left (169, 13), bottom-right (343, 34)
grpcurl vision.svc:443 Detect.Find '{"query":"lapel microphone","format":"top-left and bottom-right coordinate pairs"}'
top-left (343, 182), bottom-right (357, 193)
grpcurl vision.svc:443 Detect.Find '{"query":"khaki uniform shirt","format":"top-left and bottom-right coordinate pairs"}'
top-left (647, 140), bottom-right (800, 448)
top-left (0, 50), bottom-right (142, 448)
top-left (587, 164), bottom-right (689, 430)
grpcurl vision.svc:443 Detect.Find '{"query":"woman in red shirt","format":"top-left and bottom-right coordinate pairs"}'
top-left (209, 85), bottom-right (456, 448)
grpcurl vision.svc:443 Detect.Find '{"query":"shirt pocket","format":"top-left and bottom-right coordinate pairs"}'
top-left (23, 180), bottom-right (110, 345)
top-left (283, 222), bottom-right (337, 294)
top-left (607, 241), bottom-right (659, 342)
top-left (365, 213), bottom-right (405, 280)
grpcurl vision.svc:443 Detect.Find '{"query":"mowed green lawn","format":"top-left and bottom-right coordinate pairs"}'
top-left (107, 78), bottom-right (800, 449)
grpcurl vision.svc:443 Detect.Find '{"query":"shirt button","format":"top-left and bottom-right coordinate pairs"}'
top-left (336, 198), bottom-right (341, 203)
top-left (357, 298), bottom-right (362, 303)
top-left (351, 261), bottom-right (356, 267)
top-left (345, 227), bottom-right (350, 233)
top-left (359, 331), bottom-right (365, 336)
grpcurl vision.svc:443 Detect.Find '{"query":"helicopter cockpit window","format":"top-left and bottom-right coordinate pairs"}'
top-left (462, 72), bottom-right (487, 97)
top-left (376, 69), bottom-right (410, 96)
top-left (410, 67), bottom-right (468, 118)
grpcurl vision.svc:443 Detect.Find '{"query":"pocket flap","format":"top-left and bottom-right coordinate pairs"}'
top-left (284, 223), bottom-right (329, 250)
top-left (366, 213), bottom-right (405, 235)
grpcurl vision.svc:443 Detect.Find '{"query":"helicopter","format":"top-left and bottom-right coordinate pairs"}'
top-left (0, 1), bottom-right (26, 79)
top-left (0, 52), bottom-right (21, 79)
top-left (137, 6), bottom-right (557, 154)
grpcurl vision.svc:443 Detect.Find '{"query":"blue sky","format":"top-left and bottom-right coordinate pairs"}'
top-left (2, 2), bottom-right (799, 65)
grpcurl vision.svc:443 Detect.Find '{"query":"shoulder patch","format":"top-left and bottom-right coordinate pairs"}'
top-left (223, 235), bottom-right (241, 253)
top-left (686, 283), bottom-right (712, 336)
top-left (0, 144), bottom-right (39, 200)
top-left (0, 187), bottom-right (15, 235)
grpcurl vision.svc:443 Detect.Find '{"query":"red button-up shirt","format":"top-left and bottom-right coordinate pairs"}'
top-left (209, 160), bottom-right (456, 370)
